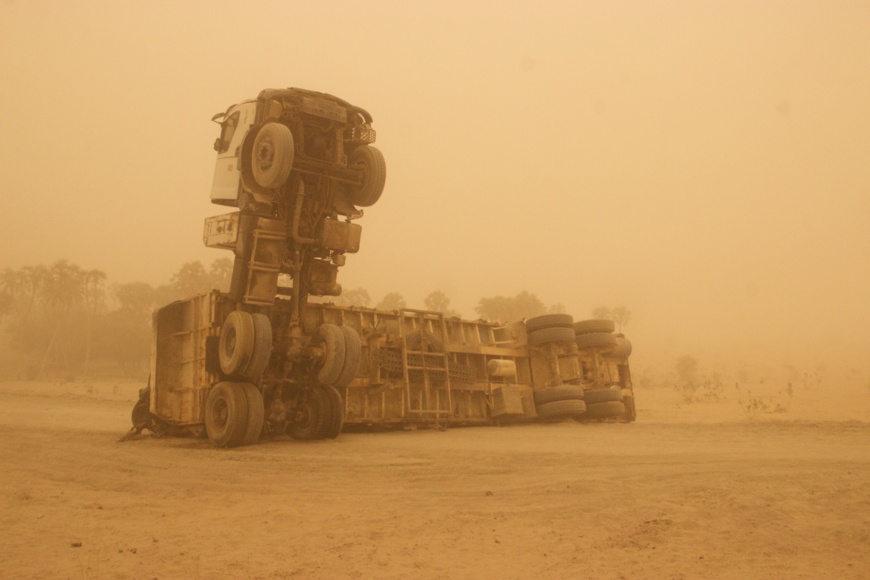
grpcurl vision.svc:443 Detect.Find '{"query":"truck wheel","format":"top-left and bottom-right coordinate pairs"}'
top-left (525, 313), bottom-right (574, 333)
top-left (583, 400), bottom-right (626, 420)
top-left (575, 332), bottom-right (619, 351)
top-left (238, 384), bottom-right (265, 446)
top-left (313, 324), bottom-right (346, 385)
top-left (219, 311), bottom-right (255, 376)
top-left (573, 319), bottom-right (615, 335)
top-left (242, 313), bottom-right (273, 379)
top-left (608, 336), bottom-right (633, 358)
top-left (583, 387), bottom-right (624, 405)
top-left (348, 146), bottom-right (386, 207)
top-left (533, 384), bottom-right (585, 405)
top-left (288, 388), bottom-right (329, 440)
top-left (536, 399), bottom-right (587, 421)
top-left (334, 326), bottom-right (361, 388)
top-left (321, 385), bottom-right (345, 439)
top-left (528, 326), bottom-right (575, 347)
top-left (205, 382), bottom-right (250, 447)
top-left (252, 122), bottom-right (294, 189)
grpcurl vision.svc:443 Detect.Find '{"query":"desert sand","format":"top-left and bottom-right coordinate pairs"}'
top-left (1, 378), bottom-right (868, 579)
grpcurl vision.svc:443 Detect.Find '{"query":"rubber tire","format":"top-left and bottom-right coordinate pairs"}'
top-left (348, 146), bottom-right (386, 207)
top-left (288, 388), bottom-right (329, 440)
top-left (608, 336), bottom-right (632, 358)
top-left (583, 387), bottom-right (624, 404)
top-left (322, 385), bottom-right (344, 439)
top-left (219, 311), bottom-right (255, 376)
top-left (242, 313), bottom-right (273, 379)
top-left (575, 332), bottom-right (619, 350)
top-left (528, 326), bottom-right (576, 347)
top-left (573, 319), bottom-right (615, 335)
top-left (252, 123), bottom-right (294, 189)
top-left (205, 382), bottom-right (249, 448)
top-left (533, 385), bottom-right (586, 405)
top-left (314, 324), bottom-right (346, 385)
top-left (238, 383), bottom-right (265, 446)
top-left (334, 326), bottom-right (362, 388)
top-left (584, 400), bottom-right (626, 420)
top-left (525, 313), bottom-right (574, 333)
top-left (536, 399), bottom-right (587, 420)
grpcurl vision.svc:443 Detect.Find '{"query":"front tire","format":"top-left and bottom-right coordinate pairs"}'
top-left (348, 146), bottom-right (386, 207)
top-left (251, 123), bottom-right (294, 189)
top-left (205, 382), bottom-right (249, 447)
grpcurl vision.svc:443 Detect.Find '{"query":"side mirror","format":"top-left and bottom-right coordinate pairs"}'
top-left (214, 137), bottom-right (223, 152)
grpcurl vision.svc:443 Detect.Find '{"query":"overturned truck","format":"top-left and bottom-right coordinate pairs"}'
top-left (130, 88), bottom-right (636, 446)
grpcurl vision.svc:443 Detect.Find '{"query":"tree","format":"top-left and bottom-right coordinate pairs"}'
top-left (475, 291), bottom-right (546, 323)
top-left (0, 291), bottom-right (13, 327)
top-left (19, 265), bottom-right (48, 323)
top-left (0, 267), bottom-right (23, 326)
top-left (38, 260), bottom-right (85, 377)
top-left (208, 257), bottom-right (233, 292)
top-left (377, 292), bottom-right (406, 311)
top-left (424, 290), bottom-right (459, 317)
top-left (1, 267), bottom-right (23, 298)
top-left (611, 306), bottom-right (632, 332)
top-left (335, 287), bottom-right (372, 308)
top-left (114, 282), bottom-right (156, 317)
top-left (81, 269), bottom-right (107, 377)
top-left (101, 282), bottom-right (156, 377)
top-left (548, 303), bottom-right (567, 314)
top-left (168, 261), bottom-right (211, 301)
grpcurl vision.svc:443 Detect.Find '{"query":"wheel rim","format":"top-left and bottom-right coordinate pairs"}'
top-left (256, 140), bottom-right (275, 172)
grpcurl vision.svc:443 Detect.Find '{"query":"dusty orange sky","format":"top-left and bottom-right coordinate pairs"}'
top-left (1, 1), bottom-right (868, 370)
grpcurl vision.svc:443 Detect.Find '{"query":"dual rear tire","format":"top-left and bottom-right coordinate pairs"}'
top-left (204, 382), bottom-right (265, 447)
top-left (534, 384), bottom-right (586, 421)
top-left (576, 387), bottom-right (632, 422)
top-left (312, 324), bottom-right (361, 388)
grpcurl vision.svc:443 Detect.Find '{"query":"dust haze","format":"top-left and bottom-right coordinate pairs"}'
top-left (1, 2), bottom-right (869, 576)
top-left (2, 2), bottom-right (868, 373)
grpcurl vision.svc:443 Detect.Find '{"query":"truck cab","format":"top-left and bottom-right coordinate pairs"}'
top-left (210, 100), bottom-right (257, 207)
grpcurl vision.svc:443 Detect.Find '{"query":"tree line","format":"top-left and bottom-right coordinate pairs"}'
top-left (0, 258), bottom-right (232, 380)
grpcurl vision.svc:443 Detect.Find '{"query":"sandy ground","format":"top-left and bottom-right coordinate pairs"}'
top-left (1, 378), bottom-right (869, 579)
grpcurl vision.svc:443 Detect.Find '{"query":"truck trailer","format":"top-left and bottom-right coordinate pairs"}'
top-left (128, 88), bottom-right (636, 446)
